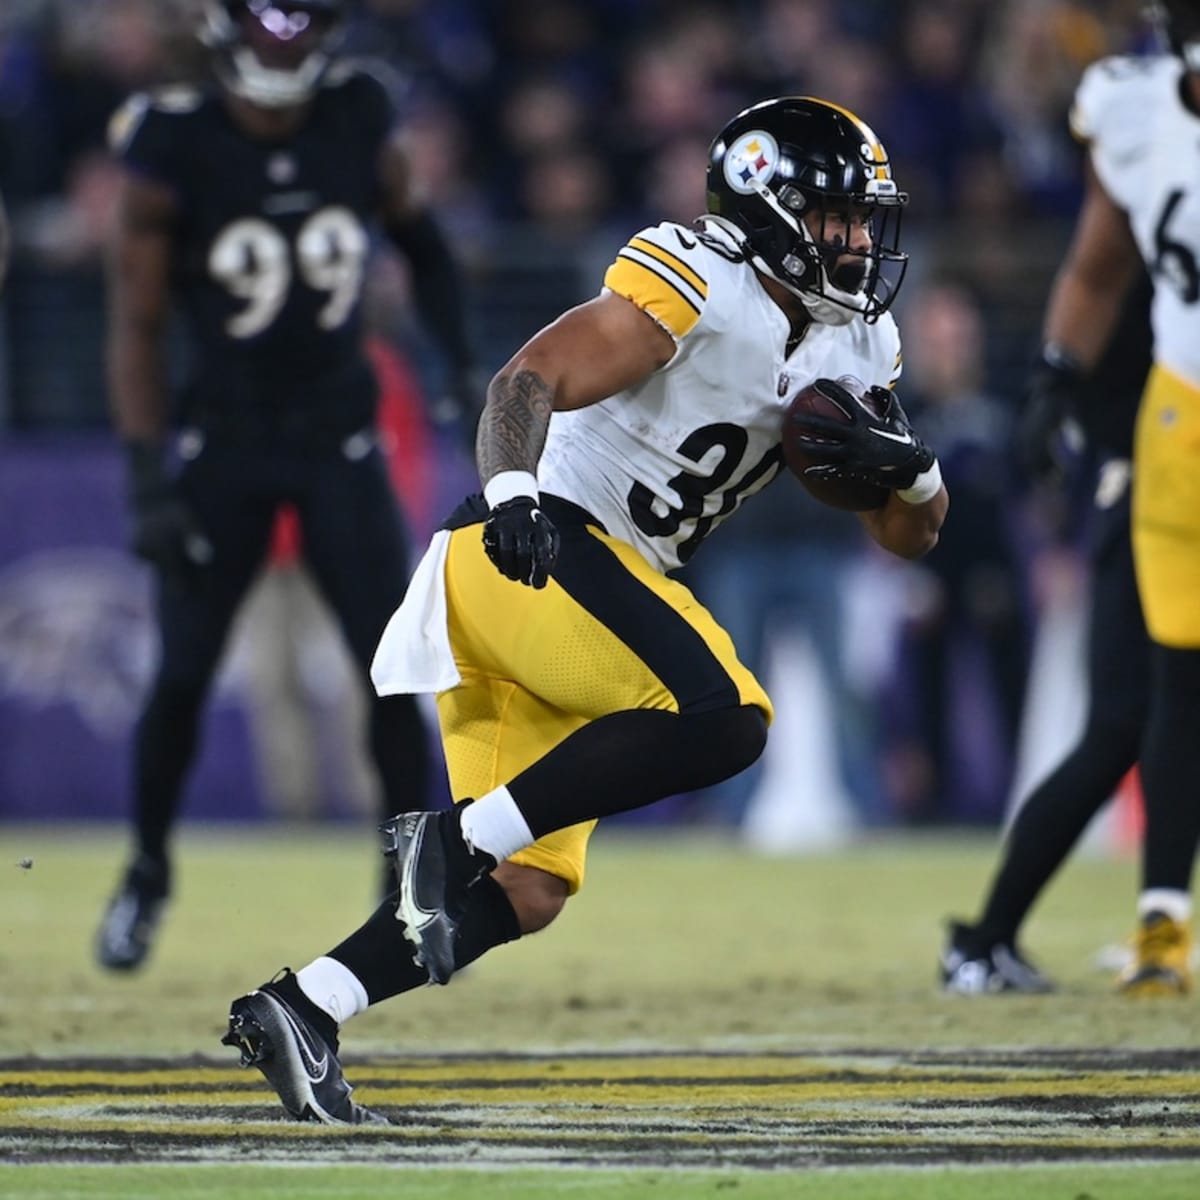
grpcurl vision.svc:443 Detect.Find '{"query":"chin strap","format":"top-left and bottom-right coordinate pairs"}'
top-left (797, 282), bottom-right (863, 328)
top-left (708, 223), bottom-right (862, 328)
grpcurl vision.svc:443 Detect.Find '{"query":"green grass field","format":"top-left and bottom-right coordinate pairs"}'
top-left (1, 821), bottom-right (1198, 1198)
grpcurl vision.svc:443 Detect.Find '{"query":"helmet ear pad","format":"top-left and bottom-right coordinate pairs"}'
top-left (740, 206), bottom-right (823, 294)
top-left (742, 186), bottom-right (865, 301)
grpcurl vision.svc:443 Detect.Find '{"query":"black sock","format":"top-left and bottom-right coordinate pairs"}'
top-left (509, 706), bottom-right (767, 837)
top-left (456, 875), bottom-right (522, 965)
top-left (132, 679), bottom-right (206, 862)
top-left (1141, 645), bottom-right (1200, 893)
top-left (974, 715), bottom-right (1141, 945)
top-left (440, 804), bottom-right (500, 886)
top-left (263, 969), bottom-right (340, 1053)
top-left (328, 874), bottom-right (521, 1005)
top-left (126, 853), bottom-right (171, 899)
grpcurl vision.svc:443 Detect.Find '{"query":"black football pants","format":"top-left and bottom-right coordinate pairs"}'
top-left (130, 433), bottom-right (429, 862)
top-left (976, 483), bottom-right (1149, 941)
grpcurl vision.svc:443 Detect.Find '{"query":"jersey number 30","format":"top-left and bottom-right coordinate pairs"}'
top-left (208, 206), bottom-right (368, 338)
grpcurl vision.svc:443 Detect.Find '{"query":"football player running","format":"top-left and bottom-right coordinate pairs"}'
top-left (95, 0), bottom-right (478, 972)
top-left (222, 96), bottom-right (948, 1125)
top-left (951, 0), bottom-right (1200, 997)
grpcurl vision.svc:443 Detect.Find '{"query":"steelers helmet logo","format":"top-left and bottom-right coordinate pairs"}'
top-left (724, 130), bottom-right (780, 195)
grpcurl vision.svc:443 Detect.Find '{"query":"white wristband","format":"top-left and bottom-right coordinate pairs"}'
top-left (484, 470), bottom-right (540, 509)
top-left (896, 459), bottom-right (942, 505)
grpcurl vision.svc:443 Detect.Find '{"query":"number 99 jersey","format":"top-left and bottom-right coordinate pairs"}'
top-left (108, 65), bottom-right (390, 428)
top-left (536, 219), bottom-right (903, 573)
top-left (1073, 54), bottom-right (1200, 388)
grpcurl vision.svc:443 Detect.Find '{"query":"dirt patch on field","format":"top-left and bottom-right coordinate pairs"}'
top-left (2, 1047), bottom-right (1199, 1169)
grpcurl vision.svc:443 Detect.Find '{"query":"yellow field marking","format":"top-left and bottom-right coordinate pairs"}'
top-left (3, 1052), bottom-right (1200, 1167)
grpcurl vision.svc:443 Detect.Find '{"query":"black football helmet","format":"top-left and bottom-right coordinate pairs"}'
top-left (705, 96), bottom-right (908, 325)
top-left (1149, 1), bottom-right (1200, 68)
top-left (199, 0), bottom-right (348, 108)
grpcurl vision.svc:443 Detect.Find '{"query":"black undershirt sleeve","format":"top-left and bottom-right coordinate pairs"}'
top-left (385, 209), bottom-right (473, 371)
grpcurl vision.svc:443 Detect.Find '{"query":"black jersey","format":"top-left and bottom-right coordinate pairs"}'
top-left (109, 65), bottom-right (393, 433)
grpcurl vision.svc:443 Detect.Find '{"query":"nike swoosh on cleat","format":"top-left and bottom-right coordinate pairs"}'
top-left (867, 427), bottom-right (913, 445)
top-left (397, 820), bottom-right (439, 931)
top-left (276, 1001), bottom-right (329, 1083)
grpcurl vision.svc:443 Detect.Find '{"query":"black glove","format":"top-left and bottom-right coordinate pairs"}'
top-left (1019, 345), bottom-right (1086, 483)
top-left (792, 381), bottom-right (936, 491)
top-left (125, 441), bottom-right (213, 580)
top-left (482, 496), bottom-right (560, 589)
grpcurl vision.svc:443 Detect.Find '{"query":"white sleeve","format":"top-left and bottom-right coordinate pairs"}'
top-left (601, 222), bottom-right (714, 343)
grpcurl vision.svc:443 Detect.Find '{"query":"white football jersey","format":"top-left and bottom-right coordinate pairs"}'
top-left (537, 219), bottom-right (903, 573)
top-left (1073, 54), bottom-right (1200, 386)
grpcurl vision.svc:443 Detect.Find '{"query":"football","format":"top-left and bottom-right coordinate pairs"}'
top-left (781, 377), bottom-right (890, 511)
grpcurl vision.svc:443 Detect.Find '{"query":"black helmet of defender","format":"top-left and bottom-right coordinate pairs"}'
top-left (199, 0), bottom-right (348, 108)
top-left (706, 96), bottom-right (908, 325)
top-left (1150, 1), bottom-right (1200, 68)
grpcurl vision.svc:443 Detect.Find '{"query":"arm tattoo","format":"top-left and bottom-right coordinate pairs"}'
top-left (477, 368), bottom-right (555, 482)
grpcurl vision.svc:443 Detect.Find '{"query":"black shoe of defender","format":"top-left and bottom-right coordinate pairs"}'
top-left (939, 919), bottom-right (1056, 995)
top-left (379, 808), bottom-right (493, 986)
top-left (95, 854), bottom-right (170, 971)
top-left (221, 973), bottom-right (388, 1126)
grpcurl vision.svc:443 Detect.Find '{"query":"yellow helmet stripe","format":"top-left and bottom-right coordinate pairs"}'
top-left (799, 96), bottom-right (891, 181)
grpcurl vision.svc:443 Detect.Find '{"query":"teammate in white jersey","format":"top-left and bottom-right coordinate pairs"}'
top-left (222, 96), bottom-right (948, 1125)
top-left (971, 0), bottom-right (1200, 996)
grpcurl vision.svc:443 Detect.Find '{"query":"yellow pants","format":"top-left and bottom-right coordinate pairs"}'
top-left (435, 503), bottom-right (772, 892)
top-left (1133, 364), bottom-right (1200, 648)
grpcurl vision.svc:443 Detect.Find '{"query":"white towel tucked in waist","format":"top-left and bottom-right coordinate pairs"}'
top-left (370, 529), bottom-right (461, 695)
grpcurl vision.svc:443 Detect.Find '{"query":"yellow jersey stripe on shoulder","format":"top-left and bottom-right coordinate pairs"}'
top-left (628, 236), bottom-right (708, 298)
top-left (618, 244), bottom-right (706, 310)
top-left (605, 255), bottom-right (703, 339)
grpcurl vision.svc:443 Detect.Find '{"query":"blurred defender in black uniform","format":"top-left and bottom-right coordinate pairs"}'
top-left (940, 271), bottom-right (1153, 993)
top-left (95, 0), bottom-right (477, 971)
top-left (0, 186), bottom-right (9, 293)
